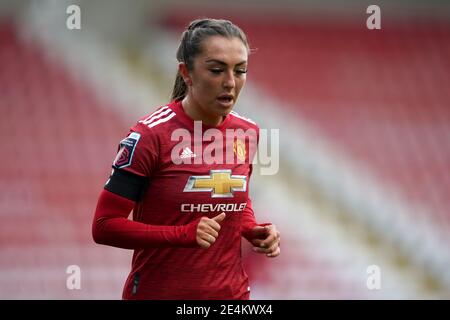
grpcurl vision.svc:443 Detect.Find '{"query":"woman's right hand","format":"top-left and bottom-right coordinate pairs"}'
top-left (196, 212), bottom-right (226, 249)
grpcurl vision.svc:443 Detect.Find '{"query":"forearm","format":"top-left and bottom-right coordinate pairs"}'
top-left (92, 189), bottom-right (198, 249)
top-left (241, 198), bottom-right (273, 242)
top-left (241, 211), bottom-right (258, 241)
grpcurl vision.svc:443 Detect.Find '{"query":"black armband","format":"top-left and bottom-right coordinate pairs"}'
top-left (104, 169), bottom-right (148, 202)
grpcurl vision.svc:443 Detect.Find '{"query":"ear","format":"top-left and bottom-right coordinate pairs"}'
top-left (178, 63), bottom-right (192, 86)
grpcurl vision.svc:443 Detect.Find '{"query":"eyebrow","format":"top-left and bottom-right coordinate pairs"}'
top-left (205, 59), bottom-right (247, 66)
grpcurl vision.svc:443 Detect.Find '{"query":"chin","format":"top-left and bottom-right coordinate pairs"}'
top-left (219, 101), bottom-right (235, 111)
top-left (219, 107), bottom-right (233, 116)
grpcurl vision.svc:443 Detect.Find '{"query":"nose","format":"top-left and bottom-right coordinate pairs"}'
top-left (222, 70), bottom-right (235, 89)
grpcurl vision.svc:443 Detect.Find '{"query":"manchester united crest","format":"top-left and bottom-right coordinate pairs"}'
top-left (233, 139), bottom-right (246, 162)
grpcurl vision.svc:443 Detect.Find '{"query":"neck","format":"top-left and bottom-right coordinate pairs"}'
top-left (181, 96), bottom-right (224, 127)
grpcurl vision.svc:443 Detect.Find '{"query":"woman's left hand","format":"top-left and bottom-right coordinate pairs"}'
top-left (249, 224), bottom-right (281, 258)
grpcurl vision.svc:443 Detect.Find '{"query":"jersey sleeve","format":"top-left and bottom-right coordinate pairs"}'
top-left (241, 161), bottom-right (267, 242)
top-left (92, 189), bottom-right (200, 249)
top-left (241, 197), bottom-right (258, 241)
top-left (241, 196), bottom-right (273, 242)
top-left (241, 128), bottom-right (273, 242)
top-left (112, 123), bottom-right (159, 177)
top-left (93, 123), bottom-right (201, 249)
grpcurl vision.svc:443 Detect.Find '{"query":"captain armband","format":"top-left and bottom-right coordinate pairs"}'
top-left (104, 169), bottom-right (148, 202)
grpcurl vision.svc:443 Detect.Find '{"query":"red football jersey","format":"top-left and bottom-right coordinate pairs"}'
top-left (112, 100), bottom-right (261, 299)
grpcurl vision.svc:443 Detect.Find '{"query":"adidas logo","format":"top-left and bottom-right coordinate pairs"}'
top-left (180, 147), bottom-right (197, 159)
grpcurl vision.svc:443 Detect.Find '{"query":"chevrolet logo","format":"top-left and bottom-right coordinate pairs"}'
top-left (183, 170), bottom-right (247, 198)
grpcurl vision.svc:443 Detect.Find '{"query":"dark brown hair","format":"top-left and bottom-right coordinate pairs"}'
top-left (171, 18), bottom-right (250, 101)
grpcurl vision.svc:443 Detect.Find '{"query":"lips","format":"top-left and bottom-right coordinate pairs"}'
top-left (217, 94), bottom-right (234, 104)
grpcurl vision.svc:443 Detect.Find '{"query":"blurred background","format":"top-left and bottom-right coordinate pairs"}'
top-left (0, 0), bottom-right (449, 299)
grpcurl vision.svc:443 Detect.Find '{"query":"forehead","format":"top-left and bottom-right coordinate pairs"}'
top-left (198, 36), bottom-right (248, 64)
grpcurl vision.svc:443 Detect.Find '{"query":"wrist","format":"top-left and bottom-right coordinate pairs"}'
top-left (178, 217), bottom-right (202, 247)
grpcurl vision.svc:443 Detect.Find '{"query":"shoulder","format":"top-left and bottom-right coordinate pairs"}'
top-left (137, 104), bottom-right (177, 130)
top-left (130, 104), bottom-right (178, 137)
top-left (229, 110), bottom-right (260, 131)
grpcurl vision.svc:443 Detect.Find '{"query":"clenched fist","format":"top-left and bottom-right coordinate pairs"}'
top-left (196, 212), bottom-right (226, 249)
top-left (248, 224), bottom-right (281, 258)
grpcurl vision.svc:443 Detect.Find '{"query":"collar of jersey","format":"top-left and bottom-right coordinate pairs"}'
top-left (170, 99), bottom-right (232, 132)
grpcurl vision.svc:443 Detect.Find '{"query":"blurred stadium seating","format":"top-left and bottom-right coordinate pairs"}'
top-left (0, 17), bottom-right (131, 299)
top-left (0, 0), bottom-right (449, 299)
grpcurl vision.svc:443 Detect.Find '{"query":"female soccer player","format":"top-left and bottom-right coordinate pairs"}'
top-left (92, 18), bottom-right (280, 300)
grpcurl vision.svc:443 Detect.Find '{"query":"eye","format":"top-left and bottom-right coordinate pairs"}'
top-left (210, 68), bottom-right (223, 74)
top-left (235, 69), bottom-right (248, 75)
